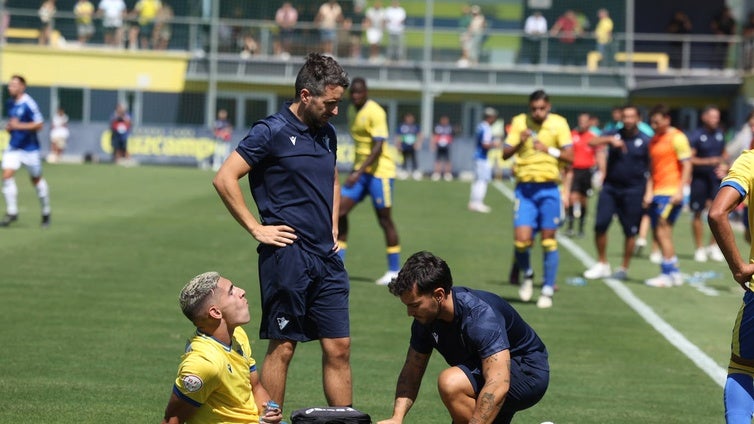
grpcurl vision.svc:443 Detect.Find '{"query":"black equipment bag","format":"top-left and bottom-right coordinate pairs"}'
top-left (290, 406), bottom-right (371, 424)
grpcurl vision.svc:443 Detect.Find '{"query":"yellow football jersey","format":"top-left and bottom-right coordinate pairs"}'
top-left (348, 99), bottom-right (395, 178)
top-left (173, 327), bottom-right (260, 424)
top-left (505, 113), bottom-right (572, 183)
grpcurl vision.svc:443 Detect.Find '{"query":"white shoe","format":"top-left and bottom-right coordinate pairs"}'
top-left (519, 273), bottom-right (534, 302)
top-left (693, 247), bottom-right (708, 262)
top-left (376, 270), bottom-right (399, 286)
top-left (649, 251), bottom-right (662, 264)
top-left (412, 170), bottom-right (423, 180)
top-left (645, 273), bottom-right (679, 288)
top-left (707, 245), bottom-right (725, 262)
top-left (584, 262), bottom-right (611, 279)
top-left (536, 295), bottom-right (553, 309)
top-left (468, 203), bottom-right (491, 213)
top-left (443, 173), bottom-right (453, 181)
top-left (431, 172), bottom-right (441, 181)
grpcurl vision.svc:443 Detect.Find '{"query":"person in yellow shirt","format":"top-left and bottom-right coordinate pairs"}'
top-left (161, 272), bottom-right (282, 424)
top-left (129, 0), bottom-right (161, 49)
top-left (595, 8), bottom-right (614, 66)
top-left (503, 90), bottom-right (573, 309)
top-left (338, 77), bottom-right (401, 286)
top-left (74, 0), bottom-right (95, 44)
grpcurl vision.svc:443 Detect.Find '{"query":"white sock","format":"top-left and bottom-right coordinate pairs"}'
top-left (35, 178), bottom-right (51, 215)
top-left (470, 180), bottom-right (488, 205)
top-left (2, 177), bottom-right (18, 215)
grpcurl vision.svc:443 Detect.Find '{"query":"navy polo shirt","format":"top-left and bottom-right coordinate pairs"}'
top-left (236, 102), bottom-right (338, 257)
top-left (603, 128), bottom-right (651, 189)
top-left (688, 127), bottom-right (725, 175)
top-left (410, 287), bottom-right (547, 369)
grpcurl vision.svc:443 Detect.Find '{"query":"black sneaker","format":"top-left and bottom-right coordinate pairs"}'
top-left (0, 214), bottom-right (17, 227)
top-left (41, 214), bottom-right (51, 228)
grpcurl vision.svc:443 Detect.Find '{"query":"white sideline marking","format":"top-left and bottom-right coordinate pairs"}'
top-left (492, 181), bottom-right (727, 388)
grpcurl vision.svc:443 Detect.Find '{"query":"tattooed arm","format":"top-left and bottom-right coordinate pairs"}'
top-left (377, 347), bottom-right (431, 424)
top-left (469, 349), bottom-right (511, 424)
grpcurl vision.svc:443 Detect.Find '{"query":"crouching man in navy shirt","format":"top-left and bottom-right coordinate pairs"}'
top-left (378, 251), bottom-right (549, 424)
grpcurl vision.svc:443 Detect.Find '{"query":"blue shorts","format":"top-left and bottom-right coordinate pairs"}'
top-left (689, 172), bottom-right (721, 212)
top-left (648, 195), bottom-right (683, 228)
top-left (341, 173), bottom-right (394, 209)
top-left (257, 243), bottom-right (350, 342)
top-left (514, 182), bottom-right (562, 230)
top-left (319, 29), bottom-right (337, 42)
top-left (729, 291), bottom-right (754, 376)
top-left (459, 350), bottom-right (549, 424)
top-left (594, 184), bottom-right (644, 236)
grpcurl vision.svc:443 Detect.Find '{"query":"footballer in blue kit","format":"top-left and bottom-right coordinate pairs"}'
top-left (382, 251), bottom-right (549, 424)
top-left (213, 53), bottom-right (353, 408)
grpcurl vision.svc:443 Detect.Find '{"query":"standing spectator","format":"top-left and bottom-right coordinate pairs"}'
top-left (384, 0), bottom-right (406, 62)
top-left (212, 53), bottom-right (352, 409)
top-left (129, 0), bottom-right (162, 50)
top-left (151, 1), bottom-right (172, 50)
top-left (711, 6), bottom-right (736, 69)
top-left (395, 112), bottom-right (422, 180)
top-left (274, 2), bottom-right (298, 58)
top-left (644, 105), bottom-right (692, 288)
top-left (563, 113), bottom-right (597, 238)
top-left (688, 105), bottom-right (728, 262)
top-left (550, 10), bottom-right (582, 66)
top-left (364, 0), bottom-right (386, 62)
top-left (522, 10), bottom-right (547, 64)
top-left (38, 0), bottom-right (56, 45)
top-left (110, 103), bottom-right (131, 164)
top-left (468, 107), bottom-right (499, 213)
top-left (0, 75), bottom-right (51, 228)
top-left (337, 77), bottom-right (402, 286)
top-left (344, 0), bottom-right (366, 59)
top-left (743, 12), bottom-right (754, 70)
top-left (666, 10), bottom-right (692, 68)
top-left (707, 152), bottom-right (754, 424)
top-left (159, 272), bottom-right (283, 424)
top-left (457, 5), bottom-right (485, 67)
top-left (502, 90), bottom-right (573, 308)
top-left (98, 0), bottom-right (127, 47)
top-left (378, 251), bottom-right (550, 424)
top-left (74, 0), bottom-right (95, 44)
top-left (47, 107), bottom-right (69, 164)
top-left (583, 105), bottom-right (651, 281)
top-left (594, 8), bottom-right (614, 67)
top-left (431, 115), bottom-right (454, 181)
top-left (315, 0), bottom-right (344, 56)
top-left (239, 32), bottom-right (259, 59)
top-left (211, 108), bottom-right (233, 172)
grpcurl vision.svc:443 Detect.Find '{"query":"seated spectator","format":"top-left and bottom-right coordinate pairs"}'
top-left (239, 33), bottom-right (259, 59)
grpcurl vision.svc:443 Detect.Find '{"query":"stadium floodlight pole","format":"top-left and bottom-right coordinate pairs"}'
top-left (420, 0), bottom-right (435, 140)
top-left (625, 0), bottom-right (635, 90)
top-left (205, 0), bottom-right (220, 129)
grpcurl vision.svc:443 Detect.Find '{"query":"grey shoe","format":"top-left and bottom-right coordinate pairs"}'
top-left (611, 268), bottom-right (628, 280)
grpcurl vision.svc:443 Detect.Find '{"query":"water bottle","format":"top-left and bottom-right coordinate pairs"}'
top-left (565, 276), bottom-right (586, 286)
top-left (260, 400), bottom-right (279, 424)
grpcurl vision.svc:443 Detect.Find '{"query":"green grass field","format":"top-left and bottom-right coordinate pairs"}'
top-left (0, 163), bottom-right (744, 423)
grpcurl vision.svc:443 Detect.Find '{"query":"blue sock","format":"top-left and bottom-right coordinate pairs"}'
top-left (387, 248), bottom-right (400, 272)
top-left (543, 247), bottom-right (559, 288)
top-left (725, 374), bottom-right (754, 424)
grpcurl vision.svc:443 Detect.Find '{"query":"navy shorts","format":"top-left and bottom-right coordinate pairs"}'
top-left (435, 146), bottom-right (450, 161)
top-left (459, 350), bottom-right (549, 424)
top-left (689, 172), bottom-right (721, 212)
top-left (257, 242), bottom-right (350, 342)
top-left (594, 184), bottom-right (644, 236)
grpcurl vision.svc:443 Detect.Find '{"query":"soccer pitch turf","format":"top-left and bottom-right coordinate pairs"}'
top-left (0, 163), bottom-right (744, 423)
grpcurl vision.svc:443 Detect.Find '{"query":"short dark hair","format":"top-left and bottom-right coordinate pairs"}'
top-left (294, 53), bottom-right (350, 100)
top-left (529, 89), bottom-right (549, 103)
top-left (701, 104), bottom-right (719, 115)
top-left (11, 74), bottom-right (26, 85)
top-left (388, 251), bottom-right (453, 296)
top-left (649, 104), bottom-right (671, 118)
top-left (622, 104), bottom-right (640, 117)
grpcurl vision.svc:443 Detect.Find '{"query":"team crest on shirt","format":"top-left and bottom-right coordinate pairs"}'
top-left (432, 332), bottom-right (439, 344)
top-left (323, 135), bottom-right (332, 152)
top-left (634, 138), bottom-right (643, 147)
top-left (182, 374), bottom-right (203, 392)
top-left (290, 136), bottom-right (297, 146)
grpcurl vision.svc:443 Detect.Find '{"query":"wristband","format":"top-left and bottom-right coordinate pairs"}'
top-left (547, 147), bottom-right (561, 158)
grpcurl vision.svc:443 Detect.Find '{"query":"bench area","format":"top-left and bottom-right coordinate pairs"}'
top-left (587, 51), bottom-right (669, 72)
top-left (4, 27), bottom-right (62, 45)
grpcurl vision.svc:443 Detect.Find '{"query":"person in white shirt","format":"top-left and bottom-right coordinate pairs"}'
top-left (97, 0), bottom-right (126, 47)
top-left (364, 0), bottom-right (385, 62)
top-left (384, 0), bottom-right (406, 61)
top-left (522, 10), bottom-right (547, 64)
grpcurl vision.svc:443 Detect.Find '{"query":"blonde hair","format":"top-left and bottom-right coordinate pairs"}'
top-left (179, 272), bottom-right (220, 322)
